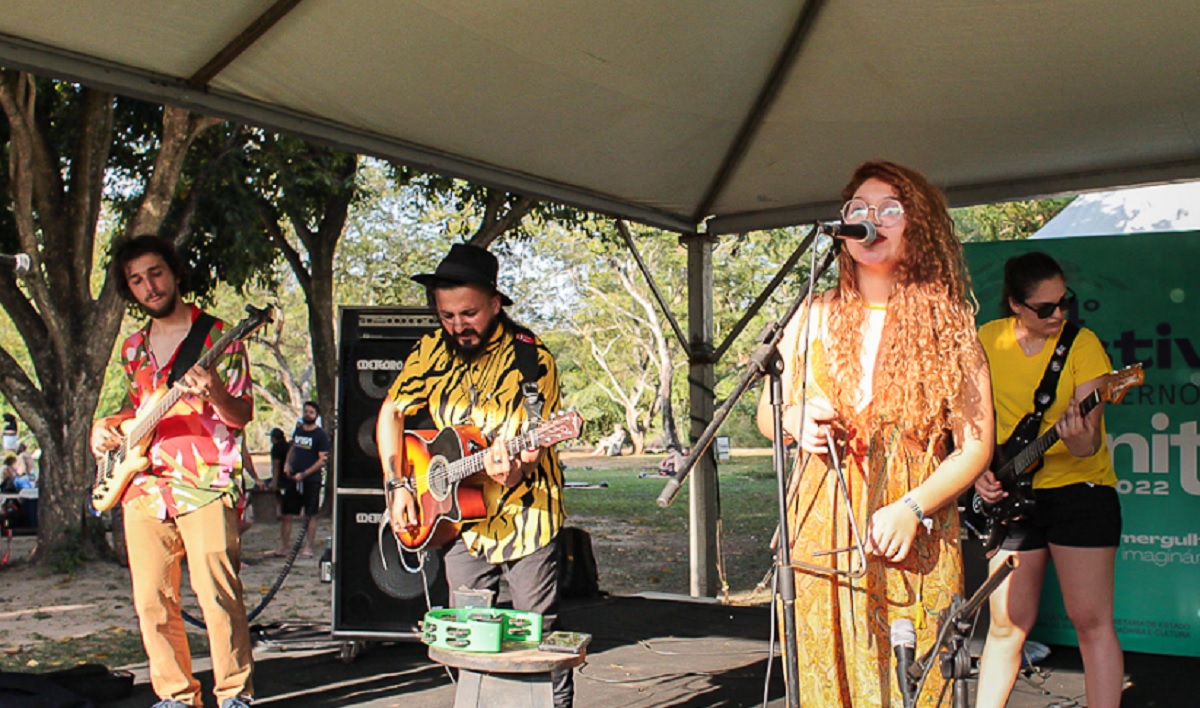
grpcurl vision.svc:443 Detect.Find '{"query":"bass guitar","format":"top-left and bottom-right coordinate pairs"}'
top-left (391, 410), bottom-right (584, 552)
top-left (963, 363), bottom-right (1143, 556)
top-left (91, 305), bottom-right (273, 512)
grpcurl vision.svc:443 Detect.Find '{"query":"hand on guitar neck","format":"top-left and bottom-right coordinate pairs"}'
top-left (974, 391), bottom-right (1102, 508)
top-left (383, 412), bottom-right (584, 552)
top-left (386, 435), bottom-right (538, 532)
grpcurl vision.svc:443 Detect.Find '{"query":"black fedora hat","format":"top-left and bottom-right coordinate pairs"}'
top-left (412, 243), bottom-right (513, 306)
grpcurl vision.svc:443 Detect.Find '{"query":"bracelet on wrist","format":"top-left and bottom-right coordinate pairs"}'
top-left (901, 494), bottom-right (933, 532)
top-left (386, 477), bottom-right (412, 493)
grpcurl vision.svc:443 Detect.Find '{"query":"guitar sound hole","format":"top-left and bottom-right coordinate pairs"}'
top-left (428, 457), bottom-right (450, 500)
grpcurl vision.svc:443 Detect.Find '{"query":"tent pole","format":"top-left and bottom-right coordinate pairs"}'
top-left (681, 231), bottom-right (719, 597)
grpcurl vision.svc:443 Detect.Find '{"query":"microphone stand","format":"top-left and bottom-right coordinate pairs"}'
top-left (906, 554), bottom-right (1020, 708)
top-left (657, 234), bottom-right (838, 708)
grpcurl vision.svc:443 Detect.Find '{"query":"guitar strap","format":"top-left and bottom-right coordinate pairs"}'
top-left (1016, 321), bottom-right (1080, 437)
top-left (512, 328), bottom-right (544, 421)
top-left (166, 312), bottom-right (217, 387)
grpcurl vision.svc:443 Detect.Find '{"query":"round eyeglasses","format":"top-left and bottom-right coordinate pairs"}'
top-left (840, 197), bottom-right (905, 228)
top-left (1020, 288), bottom-right (1076, 319)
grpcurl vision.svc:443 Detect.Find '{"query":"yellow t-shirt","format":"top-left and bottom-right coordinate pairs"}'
top-left (386, 321), bottom-right (565, 562)
top-left (978, 317), bottom-right (1117, 489)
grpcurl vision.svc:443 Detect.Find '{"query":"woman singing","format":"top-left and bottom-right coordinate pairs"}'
top-left (757, 160), bottom-right (993, 706)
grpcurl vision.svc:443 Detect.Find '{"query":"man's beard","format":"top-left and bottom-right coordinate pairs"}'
top-left (140, 293), bottom-right (178, 320)
top-left (444, 315), bottom-right (501, 361)
top-left (302, 414), bottom-right (317, 425)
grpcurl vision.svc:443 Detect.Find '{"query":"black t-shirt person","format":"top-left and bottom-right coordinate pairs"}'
top-left (288, 423), bottom-right (331, 486)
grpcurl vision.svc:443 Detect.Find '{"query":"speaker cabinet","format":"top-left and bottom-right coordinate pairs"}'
top-left (332, 492), bottom-right (448, 638)
top-left (334, 306), bottom-right (438, 490)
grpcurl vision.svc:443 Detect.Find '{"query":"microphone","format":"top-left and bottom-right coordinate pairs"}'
top-left (0, 253), bottom-right (31, 275)
top-left (821, 221), bottom-right (878, 246)
top-left (891, 617), bottom-right (917, 707)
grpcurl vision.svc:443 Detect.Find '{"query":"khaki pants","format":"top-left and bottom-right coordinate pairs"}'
top-left (125, 499), bottom-right (253, 706)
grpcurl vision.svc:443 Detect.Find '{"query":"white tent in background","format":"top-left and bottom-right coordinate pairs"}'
top-left (1032, 181), bottom-right (1200, 239)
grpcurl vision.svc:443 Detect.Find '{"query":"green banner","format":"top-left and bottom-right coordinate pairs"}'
top-left (966, 233), bottom-right (1200, 657)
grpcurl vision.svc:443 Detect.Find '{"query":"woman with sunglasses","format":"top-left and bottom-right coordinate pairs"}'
top-left (973, 252), bottom-right (1123, 708)
top-left (757, 161), bottom-right (993, 706)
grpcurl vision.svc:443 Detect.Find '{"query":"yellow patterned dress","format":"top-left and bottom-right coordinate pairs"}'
top-left (787, 339), bottom-right (963, 707)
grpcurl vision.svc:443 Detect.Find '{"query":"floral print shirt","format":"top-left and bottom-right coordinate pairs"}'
top-left (121, 304), bottom-right (252, 519)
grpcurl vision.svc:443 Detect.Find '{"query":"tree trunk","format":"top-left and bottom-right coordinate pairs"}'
top-left (0, 75), bottom-right (217, 564)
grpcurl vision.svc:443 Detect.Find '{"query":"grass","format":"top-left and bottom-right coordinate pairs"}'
top-left (561, 449), bottom-right (784, 599)
top-left (0, 627), bottom-right (208, 673)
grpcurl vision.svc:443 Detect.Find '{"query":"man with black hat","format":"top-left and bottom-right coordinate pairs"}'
top-left (377, 243), bottom-right (573, 706)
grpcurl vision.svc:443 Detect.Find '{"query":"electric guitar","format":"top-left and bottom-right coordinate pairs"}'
top-left (91, 305), bottom-right (273, 512)
top-left (391, 410), bottom-right (584, 552)
top-left (963, 363), bottom-right (1143, 556)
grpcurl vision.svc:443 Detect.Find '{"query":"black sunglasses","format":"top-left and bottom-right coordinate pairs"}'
top-left (1020, 288), bottom-right (1076, 319)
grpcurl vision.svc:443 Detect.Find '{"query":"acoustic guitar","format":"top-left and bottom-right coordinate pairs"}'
top-left (391, 410), bottom-right (584, 552)
top-left (91, 305), bottom-right (273, 512)
top-left (963, 363), bottom-right (1143, 556)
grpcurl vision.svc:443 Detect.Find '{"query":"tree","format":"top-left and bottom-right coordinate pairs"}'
top-left (0, 73), bottom-right (220, 562)
top-left (952, 197), bottom-right (1074, 242)
top-left (527, 221), bottom-right (829, 451)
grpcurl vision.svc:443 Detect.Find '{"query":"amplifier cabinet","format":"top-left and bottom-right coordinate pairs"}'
top-left (331, 492), bottom-right (447, 638)
top-left (334, 306), bottom-right (437, 491)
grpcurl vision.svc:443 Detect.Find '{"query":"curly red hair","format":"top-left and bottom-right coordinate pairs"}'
top-left (822, 161), bottom-right (979, 438)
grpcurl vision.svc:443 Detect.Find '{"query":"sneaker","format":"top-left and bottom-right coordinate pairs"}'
top-left (1020, 640), bottom-right (1051, 666)
top-left (151, 701), bottom-right (192, 708)
top-left (221, 697), bottom-right (254, 708)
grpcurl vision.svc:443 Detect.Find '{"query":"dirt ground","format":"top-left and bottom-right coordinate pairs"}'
top-left (0, 497), bottom-right (335, 660)
top-left (0, 450), bottom-right (770, 667)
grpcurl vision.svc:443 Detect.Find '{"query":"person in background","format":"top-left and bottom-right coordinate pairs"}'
top-left (269, 402), bottom-right (329, 559)
top-left (269, 428), bottom-right (289, 521)
top-left (973, 252), bottom-right (1123, 708)
top-left (0, 456), bottom-right (17, 493)
top-left (2, 413), bottom-right (17, 452)
top-left (14, 443), bottom-right (37, 483)
top-left (11, 445), bottom-right (37, 528)
top-left (755, 161), bottom-right (993, 706)
top-left (590, 424), bottom-right (625, 457)
top-left (237, 439), bottom-right (267, 534)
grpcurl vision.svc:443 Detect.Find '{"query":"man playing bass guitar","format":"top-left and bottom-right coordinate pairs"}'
top-left (90, 235), bottom-right (256, 708)
top-left (377, 243), bottom-right (574, 708)
top-left (973, 252), bottom-right (1123, 708)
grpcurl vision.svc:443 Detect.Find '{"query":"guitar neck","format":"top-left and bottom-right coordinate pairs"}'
top-left (1007, 388), bottom-right (1103, 477)
top-left (447, 428), bottom-right (541, 483)
top-left (123, 325), bottom-right (241, 448)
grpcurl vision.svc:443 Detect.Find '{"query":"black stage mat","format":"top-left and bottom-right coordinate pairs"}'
top-left (98, 594), bottom-right (1194, 707)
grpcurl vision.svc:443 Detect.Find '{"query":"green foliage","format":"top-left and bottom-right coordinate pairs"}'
top-left (45, 539), bottom-right (88, 576)
top-left (334, 159), bottom-right (454, 307)
top-left (952, 197), bottom-right (1074, 242)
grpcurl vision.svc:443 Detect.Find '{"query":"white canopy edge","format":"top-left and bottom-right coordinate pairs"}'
top-left (0, 33), bottom-right (701, 235)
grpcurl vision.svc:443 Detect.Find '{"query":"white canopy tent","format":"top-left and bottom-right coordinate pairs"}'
top-left (3, 1), bottom-right (1200, 598)
top-left (1, 1), bottom-right (1199, 235)
top-left (1032, 181), bottom-right (1200, 238)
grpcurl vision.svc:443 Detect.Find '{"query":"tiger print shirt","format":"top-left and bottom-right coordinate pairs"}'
top-left (385, 320), bottom-right (565, 562)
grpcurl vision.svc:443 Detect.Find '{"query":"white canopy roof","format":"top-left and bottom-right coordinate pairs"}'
top-left (1032, 181), bottom-right (1200, 239)
top-left (2, 1), bottom-right (1199, 234)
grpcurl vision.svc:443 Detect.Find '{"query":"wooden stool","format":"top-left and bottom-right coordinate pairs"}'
top-left (429, 643), bottom-right (585, 708)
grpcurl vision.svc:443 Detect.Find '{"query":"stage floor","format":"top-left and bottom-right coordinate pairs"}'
top-left (103, 593), bottom-right (1192, 707)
